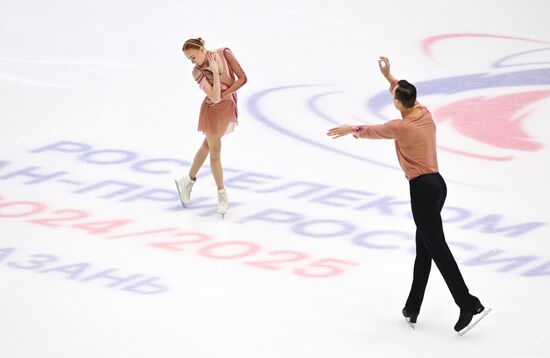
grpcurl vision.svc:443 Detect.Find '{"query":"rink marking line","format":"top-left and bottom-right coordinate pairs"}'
top-left (0, 72), bottom-right (111, 94)
top-left (0, 56), bottom-right (142, 67)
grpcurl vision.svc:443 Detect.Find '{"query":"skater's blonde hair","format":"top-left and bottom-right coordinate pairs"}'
top-left (183, 38), bottom-right (205, 50)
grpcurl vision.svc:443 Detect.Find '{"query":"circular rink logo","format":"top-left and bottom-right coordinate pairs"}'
top-left (247, 33), bottom-right (550, 168)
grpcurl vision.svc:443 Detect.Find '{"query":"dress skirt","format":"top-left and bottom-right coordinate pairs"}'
top-left (197, 96), bottom-right (238, 137)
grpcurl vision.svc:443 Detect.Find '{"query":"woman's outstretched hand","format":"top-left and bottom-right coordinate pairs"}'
top-left (327, 124), bottom-right (354, 139)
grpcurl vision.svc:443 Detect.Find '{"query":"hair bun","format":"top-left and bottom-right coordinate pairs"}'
top-left (198, 38), bottom-right (205, 45)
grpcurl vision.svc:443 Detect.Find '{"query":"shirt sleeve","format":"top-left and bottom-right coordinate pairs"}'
top-left (223, 48), bottom-right (247, 82)
top-left (353, 120), bottom-right (400, 139)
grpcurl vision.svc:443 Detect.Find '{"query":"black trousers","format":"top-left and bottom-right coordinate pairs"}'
top-left (405, 173), bottom-right (474, 312)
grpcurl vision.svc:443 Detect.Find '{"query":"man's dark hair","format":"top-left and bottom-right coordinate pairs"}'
top-left (395, 80), bottom-right (417, 108)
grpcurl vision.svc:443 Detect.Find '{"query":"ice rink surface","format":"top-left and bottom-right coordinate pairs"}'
top-left (1, 0), bottom-right (549, 357)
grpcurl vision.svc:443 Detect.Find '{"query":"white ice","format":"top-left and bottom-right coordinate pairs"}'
top-left (1, 1), bottom-right (549, 357)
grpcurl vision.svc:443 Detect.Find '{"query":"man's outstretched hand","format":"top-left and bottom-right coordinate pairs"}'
top-left (327, 124), bottom-right (354, 139)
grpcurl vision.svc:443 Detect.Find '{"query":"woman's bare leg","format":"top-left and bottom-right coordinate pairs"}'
top-left (206, 135), bottom-right (223, 190)
top-left (189, 138), bottom-right (209, 179)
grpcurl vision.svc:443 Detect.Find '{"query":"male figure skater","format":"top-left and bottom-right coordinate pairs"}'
top-left (327, 57), bottom-right (490, 334)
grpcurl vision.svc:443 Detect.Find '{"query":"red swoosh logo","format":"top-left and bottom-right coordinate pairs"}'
top-left (433, 90), bottom-right (550, 160)
top-left (421, 34), bottom-right (550, 63)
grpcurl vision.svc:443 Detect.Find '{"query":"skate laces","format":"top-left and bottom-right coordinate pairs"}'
top-left (184, 177), bottom-right (195, 190)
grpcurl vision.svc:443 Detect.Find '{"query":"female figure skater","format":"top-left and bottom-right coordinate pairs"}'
top-left (327, 57), bottom-right (489, 335)
top-left (176, 38), bottom-right (247, 218)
